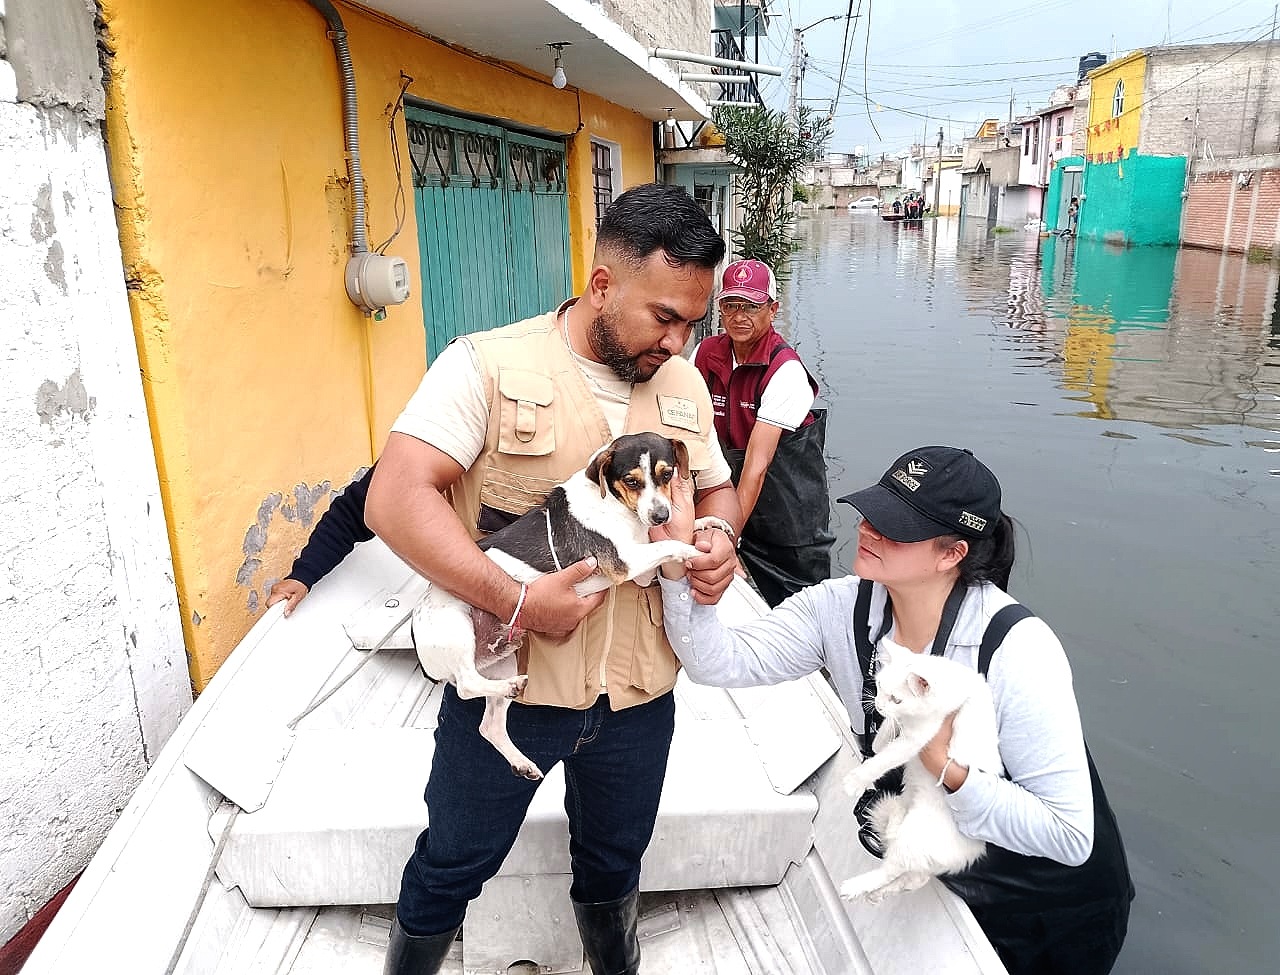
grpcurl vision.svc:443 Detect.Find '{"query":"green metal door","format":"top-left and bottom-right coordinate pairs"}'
top-left (406, 107), bottom-right (572, 360)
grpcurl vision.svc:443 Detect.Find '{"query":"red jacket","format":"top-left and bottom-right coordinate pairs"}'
top-left (694, 329), bottom-right (818, 451)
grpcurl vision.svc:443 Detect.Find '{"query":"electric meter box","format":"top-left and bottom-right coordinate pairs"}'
top-left (345, 253), bottom-right (411, 314)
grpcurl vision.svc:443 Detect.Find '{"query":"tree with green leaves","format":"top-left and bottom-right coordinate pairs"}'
top-left (712, 104), bottom-right (832, 273)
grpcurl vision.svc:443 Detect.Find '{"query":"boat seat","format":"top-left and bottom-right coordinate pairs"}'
top-left (213, 711), bottom-right (820, 908)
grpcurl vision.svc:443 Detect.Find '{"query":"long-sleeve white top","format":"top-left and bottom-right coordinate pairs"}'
top-left (659, 574), bottom-right (1095, 866)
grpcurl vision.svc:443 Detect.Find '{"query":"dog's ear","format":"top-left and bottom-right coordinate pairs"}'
top-left (585, 447), bottom-right (614, 498)
top-left (671, 439), bottom-right (691, 480)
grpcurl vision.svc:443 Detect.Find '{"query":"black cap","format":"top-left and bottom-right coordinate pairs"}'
top-left (837, 446), bottom-right (1002, 542)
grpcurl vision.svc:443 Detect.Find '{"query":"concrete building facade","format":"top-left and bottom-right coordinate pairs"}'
top-left (0, 0), bottom-right (191, 948)
top-left (1081, 42), bottom-right (1280, 246)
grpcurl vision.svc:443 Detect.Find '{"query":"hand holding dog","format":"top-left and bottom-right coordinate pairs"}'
top-left (521, 558), bottom-right (609, 637)
top-left (651, 471), bottom-right (696, 578)
top-left (686, 527), bottom-right (736, 604)
top-left (650, 471), bottom-right (737, 603)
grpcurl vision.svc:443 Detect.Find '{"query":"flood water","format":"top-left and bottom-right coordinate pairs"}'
top-left (782, 213), bottom-right (1280, 974)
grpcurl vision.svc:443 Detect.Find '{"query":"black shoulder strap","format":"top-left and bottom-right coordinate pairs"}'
top-left (852, 579), bottom-right (877, 756)
top-left (853, 578), bottom-right (876, 674)
top-left (977, 603), bottom-right (1035, 677)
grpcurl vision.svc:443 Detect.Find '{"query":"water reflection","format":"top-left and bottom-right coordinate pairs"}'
top-left (1018, 239), bottom-right (1280, 434)
top-left (782, 213), bottom-right (1280, 975)
top-left (784, 214), bottom-right (1280, 449)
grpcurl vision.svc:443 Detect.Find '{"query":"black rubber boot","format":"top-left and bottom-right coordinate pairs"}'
top-left (572, 888), bottom-right (640, 975)
top-left (382, 916), bottom-right (460, 975)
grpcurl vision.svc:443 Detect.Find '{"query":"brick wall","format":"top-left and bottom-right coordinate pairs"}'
top-left (1184, 167), bottom-right (1280, 256)
top-left (608, 0), bottom-right (713, 57)
top-left (1142, 45), bottom-right (1280, 158)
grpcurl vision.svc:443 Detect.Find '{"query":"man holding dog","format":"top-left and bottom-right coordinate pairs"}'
top-left (366, 183), bottom-right (741, 975)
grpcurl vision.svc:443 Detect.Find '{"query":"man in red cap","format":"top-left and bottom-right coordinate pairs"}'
top-left (692, 259), bottom-right (834, 606)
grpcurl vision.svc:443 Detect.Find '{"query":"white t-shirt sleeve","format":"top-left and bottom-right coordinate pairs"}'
top-left (698, 432), bottom-right (732, 490)
top-left (756, 359), bottom-right (815, 431)
top-left (390, 338), bottom-right (489, 469)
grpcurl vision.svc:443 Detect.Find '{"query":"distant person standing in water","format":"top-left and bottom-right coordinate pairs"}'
top-left (1067, 197), bottom-right (1080, 236)
top-left (693, 259), bottom-right (834, 606)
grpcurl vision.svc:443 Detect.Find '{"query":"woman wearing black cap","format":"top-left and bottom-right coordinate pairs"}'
top-left (654, 445), bottom-right (1133, 975)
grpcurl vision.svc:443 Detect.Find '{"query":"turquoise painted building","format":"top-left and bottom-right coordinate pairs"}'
top-left (1078, 152), bottom-right (1186, 246)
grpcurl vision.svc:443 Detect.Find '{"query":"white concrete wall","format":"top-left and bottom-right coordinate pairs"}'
top-left (0, 0), bottom-right (191, 944)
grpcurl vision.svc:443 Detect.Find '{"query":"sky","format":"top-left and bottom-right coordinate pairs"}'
top-left (739, 0), bottom-right (1280, 155)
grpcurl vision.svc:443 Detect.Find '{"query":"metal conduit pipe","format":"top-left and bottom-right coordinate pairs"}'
top-left (304, 0), bottom-right (368, 255)
top-left (679, 73), bottom-right (752, 84)
top-left (649, 47), bottom-right (783, 77)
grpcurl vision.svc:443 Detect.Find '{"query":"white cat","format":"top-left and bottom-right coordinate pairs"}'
top-left (839, 637), bottom-right (1003, 903)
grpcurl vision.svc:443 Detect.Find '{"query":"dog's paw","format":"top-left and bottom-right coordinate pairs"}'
top-left (511, 760), bottom-right (544, 781)
top-left (504, 675), bottom-right (529, 700)
top-left (693, 516), bottom-right (734, 537)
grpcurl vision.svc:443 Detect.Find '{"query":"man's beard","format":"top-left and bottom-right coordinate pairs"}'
top-left (589, 307), bottom-right (669, 383)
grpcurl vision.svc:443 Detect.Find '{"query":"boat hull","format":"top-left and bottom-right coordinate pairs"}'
top-left (23, 540), bottom-right (1007, 975)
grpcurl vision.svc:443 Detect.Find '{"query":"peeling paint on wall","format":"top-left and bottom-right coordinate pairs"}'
top-left (31, 182), bottom-right (56, 240)
top-left (36, 369), bottom-right (95, 425)
top-left (45, 239), bottom-right (67, 293)
top-left (235, 480), bottom-right (334, 612)
top-left (282, 480), bottom-right (330, 527)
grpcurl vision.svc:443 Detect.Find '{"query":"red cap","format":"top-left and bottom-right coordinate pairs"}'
top-left (719, 259), bottom-right (778, 304)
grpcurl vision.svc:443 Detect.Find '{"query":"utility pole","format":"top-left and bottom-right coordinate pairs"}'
top-left (788, 29), bottom-right (802, 122)
top-left (921, 114), bottom-right (929, 191)
top-left (788, 14), bottom-right (844, 123)
top-left (933, 127), bottom-right (943, 216)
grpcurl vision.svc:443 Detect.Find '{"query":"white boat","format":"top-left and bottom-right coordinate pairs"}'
top-left (22, 539), bottom-right (1006, 975)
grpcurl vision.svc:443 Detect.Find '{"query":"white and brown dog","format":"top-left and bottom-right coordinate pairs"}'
top-left (412, 432), bottom-right (732, 780)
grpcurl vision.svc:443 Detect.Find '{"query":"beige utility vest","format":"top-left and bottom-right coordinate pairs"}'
top-left (452, 308), bottom-right (717, 710)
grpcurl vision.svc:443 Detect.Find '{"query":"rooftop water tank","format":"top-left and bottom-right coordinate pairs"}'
top-left (1078, 52), bottom-right (1107, 82)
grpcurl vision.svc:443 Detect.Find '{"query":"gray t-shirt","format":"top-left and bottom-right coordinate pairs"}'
top-left (659, 574), bottom-right (1095, 866)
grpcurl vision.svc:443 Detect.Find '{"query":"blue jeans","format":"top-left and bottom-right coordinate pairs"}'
top-left (395, 685), bottom-right (676, 936)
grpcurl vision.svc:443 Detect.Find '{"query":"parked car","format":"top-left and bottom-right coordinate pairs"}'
top-left (848, 195), bottom-right (881, 210)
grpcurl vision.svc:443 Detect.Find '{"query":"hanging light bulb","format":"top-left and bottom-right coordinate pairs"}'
top-left (549, 43), bottom-right (569, 89)
top-left (664, 108), bottom-right (677, 129)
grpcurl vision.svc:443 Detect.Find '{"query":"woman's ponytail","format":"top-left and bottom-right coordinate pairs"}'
top-left (948, 513), bottom-right (1017, 590)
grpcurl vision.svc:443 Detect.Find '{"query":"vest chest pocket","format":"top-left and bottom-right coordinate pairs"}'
top-left (497, 368), bottom-right (556, 456)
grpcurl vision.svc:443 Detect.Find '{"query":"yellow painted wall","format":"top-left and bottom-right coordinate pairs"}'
top-left (99, 0), bottom-right (656, 686)
top-left (1086, 51), bottom-right (1146, 160)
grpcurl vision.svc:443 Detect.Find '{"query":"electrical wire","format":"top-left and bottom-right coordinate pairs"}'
top-left (861, 0), bottom-right (880, 140)
top-left (374, 72), bottom-right (413, 256)
top-left (831, 0), bottom-right (860, 117)
top-left (1108, 23), bottom-right (1278, 126)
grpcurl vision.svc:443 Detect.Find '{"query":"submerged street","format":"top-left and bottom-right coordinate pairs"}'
top-left (780, 212), bottom-right (1280, 975)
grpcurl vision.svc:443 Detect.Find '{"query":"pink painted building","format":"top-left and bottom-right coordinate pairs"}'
top-left (1004, 86), bottom-right (1077, 226)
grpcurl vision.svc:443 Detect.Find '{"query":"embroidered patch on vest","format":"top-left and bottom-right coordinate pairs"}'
top-left (657, 394), bottom-right (700, 433)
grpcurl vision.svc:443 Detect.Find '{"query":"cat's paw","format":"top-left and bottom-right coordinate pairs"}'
top-left (839, 875), bottom-right (882, 903)
top-left (843, 767), bottom-right (877, 798)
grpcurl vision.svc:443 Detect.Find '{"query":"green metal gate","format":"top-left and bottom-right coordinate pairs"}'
top-left (406, 107), bottom-right (572, 360)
